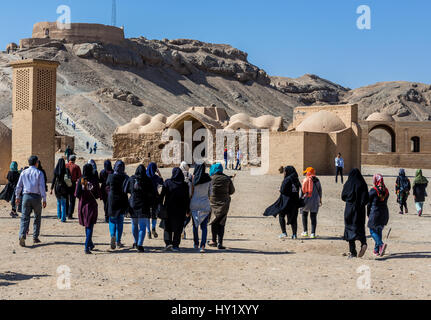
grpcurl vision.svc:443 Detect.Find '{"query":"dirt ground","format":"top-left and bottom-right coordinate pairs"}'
top-left (1, 163), bottom-right (430, 300)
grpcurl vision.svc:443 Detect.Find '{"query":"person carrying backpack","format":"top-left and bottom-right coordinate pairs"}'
top-left (51, 158), bottom-right (72, 223)
top-left (396, 169), bottom-right (411, 215)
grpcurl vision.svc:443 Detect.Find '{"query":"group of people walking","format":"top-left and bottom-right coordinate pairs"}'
top-left (263, 165), bottom-right (428, 259)
top-left (1, 156), bottom-right (236, 255)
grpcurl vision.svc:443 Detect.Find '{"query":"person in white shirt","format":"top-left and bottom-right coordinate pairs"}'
top-left (227, 149), bottom-right (234, 170)
top-left (235, 149), bottom-right (243, 171)
top-left (15, 156), bottom-right (47, 247)
top-left (335, 153), bottom-right (345, 184)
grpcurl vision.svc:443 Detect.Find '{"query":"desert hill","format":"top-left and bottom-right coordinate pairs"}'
top-left (1, 37), bottom-right (430, 155)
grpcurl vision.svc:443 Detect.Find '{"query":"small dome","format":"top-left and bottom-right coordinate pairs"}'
top-left (152, 114), bottom-right (167, 123)
top-left (0, 122), bottom-right (12, 184)
top-left (225, 120), bottom-right (255, 131)
top-left (230, 113), bottom-right (251, 124)
top-left (132, 114), bottom-right (152, 126)
top-left (138, 120), bottom-right (166, 133)
top-left (366, 112), bottom-right (394, 122)
top-left (296, 110), bottom-right (347, 133)
top-left (116, 122), bottom-right (140, 134)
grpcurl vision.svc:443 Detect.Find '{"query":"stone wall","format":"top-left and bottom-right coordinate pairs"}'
top-left (30, 22), bottom-right (125, 46)
top-left (55, 135), bottom-right (75, 153)
top-left (0, 123), bottom-right (12, 185)
top-left (362, 153), bottom-right (431, 169)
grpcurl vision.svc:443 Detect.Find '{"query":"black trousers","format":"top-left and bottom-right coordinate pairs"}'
top-left (336, 167), bottom-right (344, 183)
top-left (348, 236), bottom-right (367, 256)
top-left (279, 213), bottom-right (297, 236)
top-left (302, 212), bottom-right (317, 234)
top-left (164, 230), bottom-right (182, 248)
top-left (400, 200), bottom-right (408, 213)
top-left (66, 184), bottom-right (76, 218)
top-left (211, 223), bottom-right (225, 245)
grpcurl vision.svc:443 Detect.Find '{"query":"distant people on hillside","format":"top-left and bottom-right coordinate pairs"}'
top-left (367, 174), bottom-right (390, 257)
top-left (160, 168), bottom-right (191, 252)
top-left (15, 156), bottom-right (47, 247)
top-left (50, 158), bottom-right (72, 223)
top-left (335, 153), bottom-right (344, 184)
top-left (106, 160), bottom-right (129, 250)
top-left (413, 169), bottom-right (428, 217)
top-left (208, 163), bottom-right (236, 249)
top-left (264, 166), bottom-right (301, 240)
top-left (396, 169), bottom-right (411, 215)
top-left (93, 143), bottom-right (98, 154)
top-left (342, 168), bottom-right (369, 259)
top-left (86, 141), bottom-right (90, 150)
top-left (99, 160), bottom-right (114, 223)
top-left (66, 156), bottom-right (82, 220)
top-left (75, 163), bottom-right (101, 254)
top-left (90, 148), bottom-right (93, 154)
top-left (190, 163), bottom-right (212, 253)
top-left (0, 161), bottom-right (20, 218)
top-left (300, 167), bottom-right (322, 239)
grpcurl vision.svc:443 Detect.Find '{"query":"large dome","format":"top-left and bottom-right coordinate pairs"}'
top-left (0, 122), bottom-right (12, 185)
top-left (366, 112), bottom-right (395, 122)
top-left (296, 110), bottom-right (347, 133)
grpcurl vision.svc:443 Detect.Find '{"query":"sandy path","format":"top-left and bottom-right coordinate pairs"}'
top-left (1, 165), bottom-right (430, 300)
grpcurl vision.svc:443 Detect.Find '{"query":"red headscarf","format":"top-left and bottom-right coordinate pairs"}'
top-left (302, 167), bottom-right (316, 197)
top-left (373, 173), bottom-right (389, 201)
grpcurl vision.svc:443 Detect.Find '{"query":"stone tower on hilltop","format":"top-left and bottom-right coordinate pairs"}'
top-left (10, 59), bottom-right (60, 179)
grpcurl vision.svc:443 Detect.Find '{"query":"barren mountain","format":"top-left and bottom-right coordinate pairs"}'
top-left (0, 37), bottom-right (430, 155)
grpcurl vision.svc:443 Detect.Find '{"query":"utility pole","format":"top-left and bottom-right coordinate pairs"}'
top-left (112, 0), bottom-right (117, 27)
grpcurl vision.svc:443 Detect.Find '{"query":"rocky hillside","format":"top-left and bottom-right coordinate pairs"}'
top-left (0, 37), bottom-right (430, 155)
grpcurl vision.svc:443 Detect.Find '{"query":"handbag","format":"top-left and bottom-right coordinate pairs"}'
top-left (298, 197), bottom-right (306, 208)
top-left (156, 203), bottom-right (168, 220)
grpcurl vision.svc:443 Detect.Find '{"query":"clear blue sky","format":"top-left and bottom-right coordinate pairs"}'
top-left (1, 0), bottom-right (430, 88)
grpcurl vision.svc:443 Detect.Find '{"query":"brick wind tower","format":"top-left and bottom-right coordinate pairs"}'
top-left (10, 59), bottom-right (60, 180)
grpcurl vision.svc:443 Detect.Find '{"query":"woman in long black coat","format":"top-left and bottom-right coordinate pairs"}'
top-left (50, 158), bottom-right (72, 223)
top-left (341, 168), bottom-right (370, 258)
top-left (0, 161), bottom-right (20, 217)
top-left (106, 160), bottom-right (129, 250)
top-left (160, 168), bottom-right (190, 252)
top-left (99, 160), bottom-right (113, 223)
top-left (264, 166), bottom-right (302, 240)
top-left (124, 165), bottom-right (156, 252)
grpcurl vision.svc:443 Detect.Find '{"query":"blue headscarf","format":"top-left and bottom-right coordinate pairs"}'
top-left (210, 163), bottom-right (224, 176)
top-left (10, 161), bottom-right (18, 172)
top-left (114, 160), bottom-right (125, 175)
top-left (147, 162), bottom-right (163, 190)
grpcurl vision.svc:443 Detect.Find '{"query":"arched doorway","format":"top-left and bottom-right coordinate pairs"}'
top-left (368, 125), bottom-right (396, 153)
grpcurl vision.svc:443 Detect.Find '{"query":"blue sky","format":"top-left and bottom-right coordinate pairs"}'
top-left (1, 0), bottom-right (430, 88)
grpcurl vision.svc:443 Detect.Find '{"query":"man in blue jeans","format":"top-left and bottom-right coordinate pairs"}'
top-left (15, 156), bottom-right (47, 247)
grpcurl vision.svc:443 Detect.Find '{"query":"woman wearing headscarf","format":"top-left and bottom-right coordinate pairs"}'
top-left (396, 169), bottom-right (411, 215)
top-left (124, 165), bottom-right (156, 252)
top-left (264, 166), bottom-right (301, 240)
top-left (190, 163), bottom-right (212, 253)
top-left (0, 161), bottom-right (20, 218)
top-left (300, 167), bottom-right (322, 239)
top-left (106, 160), bottom-right (129, 249)
top-left (75, 164), bottom-right (102, 254)
top-left (180, 161), bottom-right (193, 240)
top-left (88, 159), bottom-right (100, 183)
top-left (342, 168), bottom-right (370, 258)
top-left (146, 162), bottom-right (164, 239)
top-left (367, 174), bottom-right (390, 257)
top-left (50, 158), bottom-right (72, 223)
top-left (160, 168), bottom-right (190, 251)
top-left (208, 163), bottom-right (235, 249)
top-left (99, 160), bottom-right (114, 223)
top-left (413, 169), bottom-right (428, 217)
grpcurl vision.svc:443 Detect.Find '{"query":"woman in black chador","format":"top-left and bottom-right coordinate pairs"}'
top-left (264, 166), bottom-right (302, 240)
top-left (341, 168), bottom-right (370, 258)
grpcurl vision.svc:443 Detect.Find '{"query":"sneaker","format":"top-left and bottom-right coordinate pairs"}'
top-left (208, 242), bottom-right (217, 248)
top-left (405, 208), bottom-right (409, 214)
top-left (164, 245), bottom-right (173, 252)
top-left (301, 232), bottom-right (309, 237)
top-left (379, 243), bottom-right (388, 257)
top-left (347, 252), bottom-right (357, 259)
top-left (291, 235), bottom-right (297, 240)
top-left (399, 211), bottom-right (404, 215)
top-left (110, 237), bottom-right (116, 250)
top-left (137, 246), bottom-right (145, 253)
top-left (358, 244), bottom-right (368, 258)
top-left (117, 242), bottom-right (125, 248)
top-left (218, 245), bottom-right (226, 250)
top-left (200, 248), bottom-right (206, 253)
top-left (152, 229), bottom-right (158, 239)
top-left (279, 233), bottom-right (288, 239)
top-left (418, 210), bottom-right (423, 217)
top-left (373, 249), bottom-right (379, 257)
top-left (310, 234), bottom-right (317, 239)
top-left (19, 237), bottom-right (26, 247)
top-left (33, 238), bottom-right (41, 244)
top-left (85, 250), bottom-right (92, 255)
